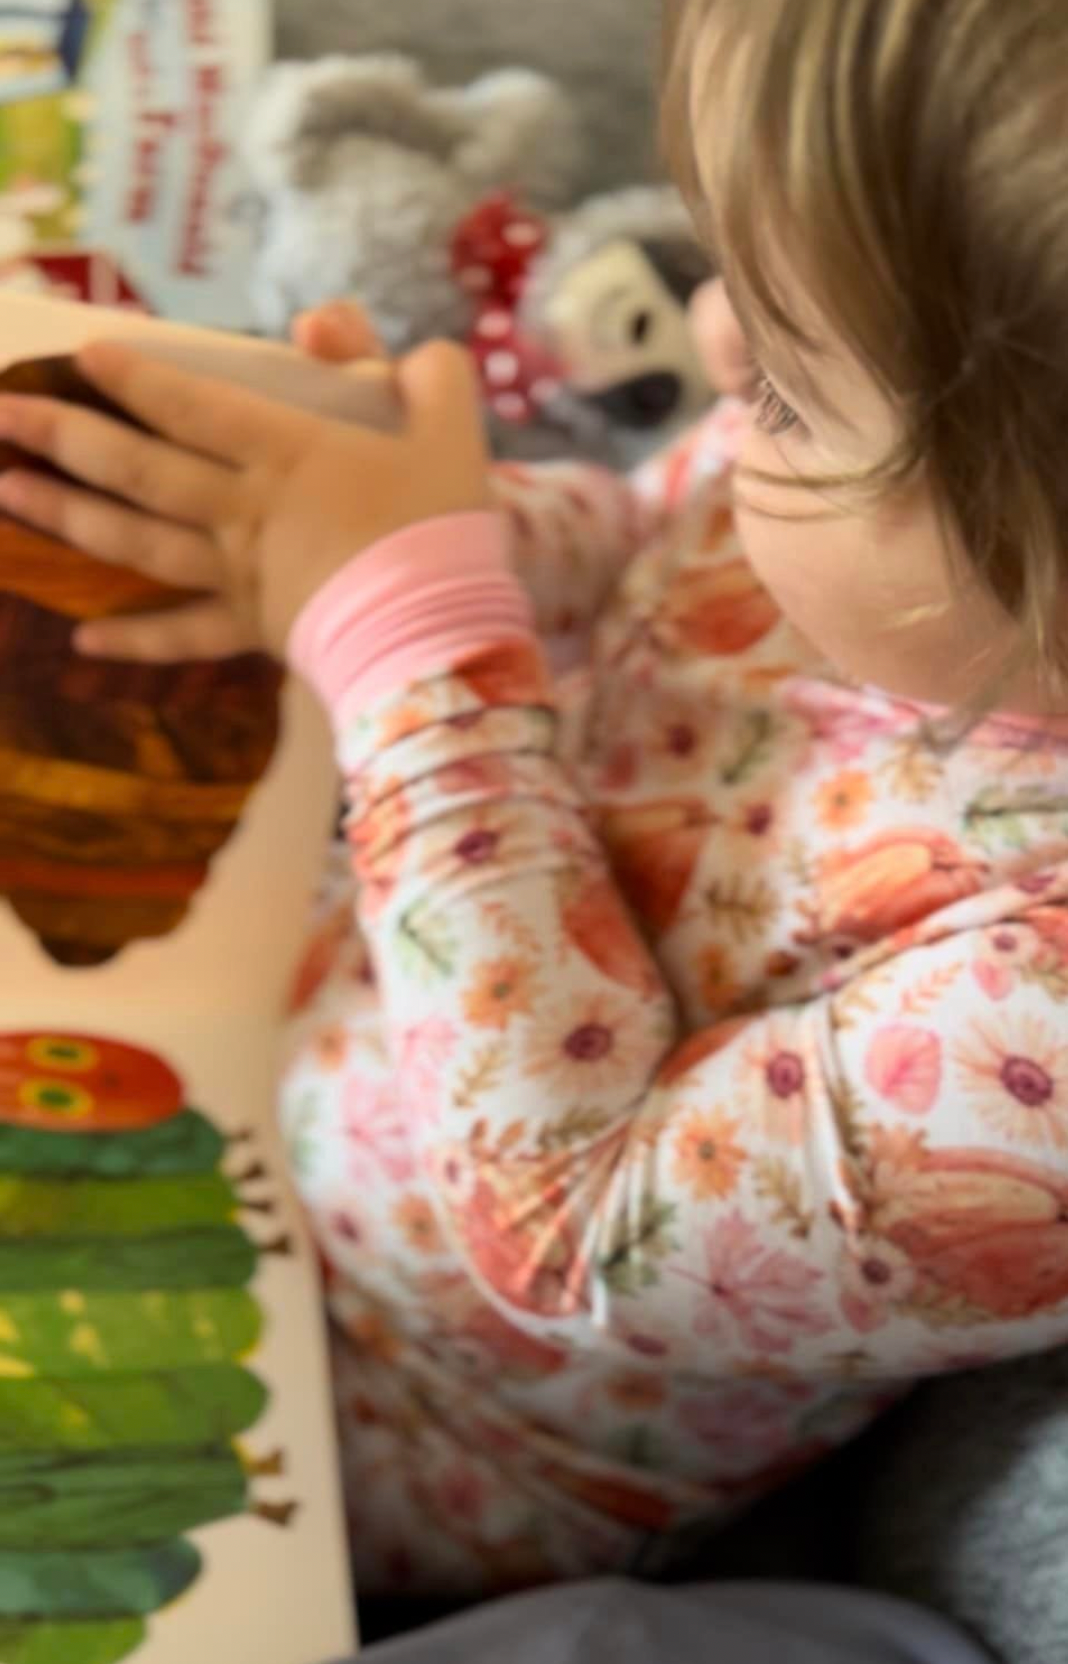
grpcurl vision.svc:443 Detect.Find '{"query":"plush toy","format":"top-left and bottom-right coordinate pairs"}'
top-left (245, 55), bottom-right (714, 465)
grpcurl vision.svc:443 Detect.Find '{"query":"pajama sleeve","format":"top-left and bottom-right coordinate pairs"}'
top-left (291, 510), bottom-right (1068, 1381)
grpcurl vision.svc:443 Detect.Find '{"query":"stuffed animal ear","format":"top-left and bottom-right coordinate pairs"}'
top-left (637, 235), bottom-right (713, 306)
top-left (245, 54), bottom-right (465, 193)
top-left (443, 69), bottom-right (584, 210)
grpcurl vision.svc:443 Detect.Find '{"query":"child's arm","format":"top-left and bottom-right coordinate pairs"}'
top-left (490, 460), bottom-right (647, 637)
top-left (297, 520), bottom-right (1068, 1377)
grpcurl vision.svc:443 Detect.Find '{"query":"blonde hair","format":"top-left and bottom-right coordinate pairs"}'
top-left (663, 0), bottom-right (1068, 687)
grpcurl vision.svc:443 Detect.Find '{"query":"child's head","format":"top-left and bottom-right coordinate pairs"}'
top-left (664, 0), bottom-right (1068, 713)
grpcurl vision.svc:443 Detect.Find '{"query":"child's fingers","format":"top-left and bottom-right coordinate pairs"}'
top-left (400, 342), bottom-right (489, 477)
top-left (0, 470), bottom-right (221, 590)
top-left (292, 302), bottom-right (385, 364)
top-left (0, 395), bottom-right (229, 528)
top-left (77, 342), bottom-right (318, 469)
top-left (75, 599), bottom-right (254, 664)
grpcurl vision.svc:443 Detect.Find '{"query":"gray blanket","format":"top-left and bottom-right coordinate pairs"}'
top-left (345, 1581), bottom-right (989, 1664)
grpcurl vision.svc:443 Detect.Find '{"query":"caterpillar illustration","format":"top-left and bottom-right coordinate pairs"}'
top-left (0, 1031), bottom-right (295, 1664)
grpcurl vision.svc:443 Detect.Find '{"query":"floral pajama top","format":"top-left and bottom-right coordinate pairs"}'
top-left (280, 403), bottom-right (1068, 1598)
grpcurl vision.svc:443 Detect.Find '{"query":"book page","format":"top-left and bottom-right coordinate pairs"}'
top-left (0, 296), bottom-right (355, 1664)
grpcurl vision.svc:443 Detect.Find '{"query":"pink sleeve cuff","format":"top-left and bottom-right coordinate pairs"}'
top-left (287, 511), bottom-right (536, 720)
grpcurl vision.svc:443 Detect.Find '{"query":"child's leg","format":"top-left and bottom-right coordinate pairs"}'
top-left (858, 1347), bottom-right (1068, 1664)
top-left (281, 856), bottom-right (646, 1599)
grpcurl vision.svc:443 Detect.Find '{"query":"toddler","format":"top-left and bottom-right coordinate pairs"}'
top-left (0, 0), bottom-right (1066, 1618)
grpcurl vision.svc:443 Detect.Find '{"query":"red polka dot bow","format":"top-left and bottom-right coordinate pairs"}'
top-left (450, 193), bottom-right (565, 424)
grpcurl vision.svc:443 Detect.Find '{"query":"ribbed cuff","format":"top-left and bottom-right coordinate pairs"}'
top-left (287, 511), bottom-right (535, 719)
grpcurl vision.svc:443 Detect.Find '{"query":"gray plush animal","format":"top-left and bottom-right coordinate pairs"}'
top-left (244, 55), bottom-right (713, 464)
top-left (273, 0), bottom-right (661, 201)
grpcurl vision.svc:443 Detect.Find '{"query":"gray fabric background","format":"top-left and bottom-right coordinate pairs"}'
top-left (274, 0), bottom-right (662, 199)
top-left (348, 1580), bottom-right (990, 1664)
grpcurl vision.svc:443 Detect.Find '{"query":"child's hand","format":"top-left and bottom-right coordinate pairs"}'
top-left (292, 299), bottom-right (385, 366)
top-left (0, 337), bottom-right (489, 662)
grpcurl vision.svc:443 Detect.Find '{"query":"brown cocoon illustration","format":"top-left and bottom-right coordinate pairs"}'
top-left (0, 356), bottom-right (282, 967)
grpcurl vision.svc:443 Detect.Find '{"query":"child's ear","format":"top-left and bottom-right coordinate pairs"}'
top-left (690, 278), bottom-right (756, 398)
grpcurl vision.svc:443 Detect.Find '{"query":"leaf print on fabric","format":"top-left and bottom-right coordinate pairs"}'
top-left (673, 1110), bottom-right (746, 1200)
top-left (955, 1015), bottom-right (1068, 1150)
top-left (704, 875), bottom-right (777, 944)
top-left (865, 1026), bottom-right (943, 1117)
top-left (454, 1042), bottom-right (508, 1110)
top-left (964, 785), bottom-right (1068, 855)
top-left (536, 1104), bottom-right (619, 1154)
top-left (897, 963), bottom-right (963, 1017)
top-left (599, 1196), bottom-right (680, 1297)
top-left (396, 904), bottom-right (460, 983)
top-left (343, 1075), bottom-right (416, 1186)
top-left (686, 1211), bottom-right (833, 1357)
top-left (718, 710), bottom-right (778, 788)
top-left (754, 1158), bottom-right (815, 1240)
top-left (879, 738), bottom-right (942, 805)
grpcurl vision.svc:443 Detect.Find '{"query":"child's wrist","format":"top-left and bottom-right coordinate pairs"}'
top-left (287, 510), bottom-right (535, 720)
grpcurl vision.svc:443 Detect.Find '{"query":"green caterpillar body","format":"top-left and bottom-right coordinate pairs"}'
top-left (0, 1619), bottom-right (147, 1664)
top-left (0, 1289), bottom-right (261, 1377)
top-left (0, 1366), bottom-right (268, 1452)
top-left (0, 1542), bottom-right (202, 1621)
top-left (0, 1446), bottom-right (248, 1551)
top-left (0, 1034), bottom-right (281, 1664)
top-left (0, 1226), bottom-right (258, 1293)
top-left (0, 1112), bottom-right (227, 1181)
top-left (0, 1174), bottom-right (239, 1239)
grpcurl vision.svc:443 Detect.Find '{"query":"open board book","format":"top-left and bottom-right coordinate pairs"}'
top-left (0, 293), bottom-right (361, 1662)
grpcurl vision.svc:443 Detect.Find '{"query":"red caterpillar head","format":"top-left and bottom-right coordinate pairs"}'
top-left (0, 1031), bottom-right (183, 1131)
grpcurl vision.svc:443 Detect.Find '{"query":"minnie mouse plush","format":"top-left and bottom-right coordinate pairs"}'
top-left (246, 55), bottom-right (714, 464)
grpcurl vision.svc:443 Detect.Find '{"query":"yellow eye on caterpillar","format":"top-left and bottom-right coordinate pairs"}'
top-left (17, 1078), bottom-right (95, 1121)
top-left (25, 1036), bottom-right (99, 1075)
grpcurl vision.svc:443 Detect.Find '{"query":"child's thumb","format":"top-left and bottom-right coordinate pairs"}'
top-left (399, 341), bottom-right (486, 457)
